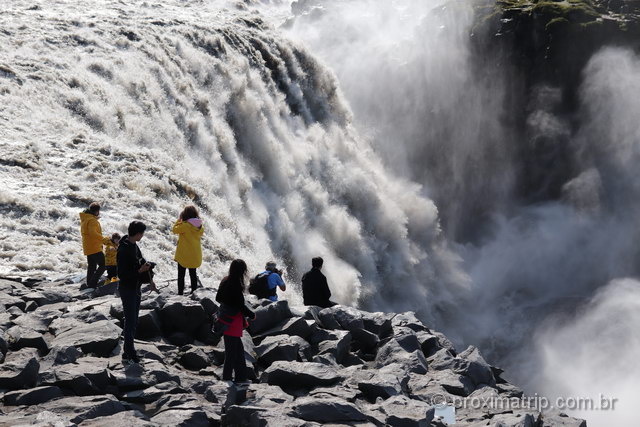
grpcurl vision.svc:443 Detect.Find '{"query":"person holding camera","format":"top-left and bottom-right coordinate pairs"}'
top-left (173, 205), bottom-right (204, 295)
top-left (117, 220), bottom-right (157, 364)
top-left (260, 261), bottom-right (286, 302)
top-left (215, 259), bottom-right (256, 383)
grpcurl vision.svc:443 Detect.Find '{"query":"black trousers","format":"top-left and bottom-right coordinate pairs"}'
top-left (223, 335), bottom-right (247, 382)
top-left (87, 252), bottom-right (106, 288)
top-left (106, 265), bottom-right (118, 279)
top-left (177, 263), bottom-right (198, 295)
top-left (119, 284), bottom-right (141, 358)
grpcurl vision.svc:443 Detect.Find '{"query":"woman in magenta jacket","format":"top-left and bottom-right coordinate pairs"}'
top-left (215, 259), bottom-right (256, 382)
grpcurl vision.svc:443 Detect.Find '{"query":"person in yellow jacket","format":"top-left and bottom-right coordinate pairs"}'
top-left (103, 233), bottom-right (121, 283)
top-left (79, 202), bottom-right (106, 289)
top-left (173, 205), bottom-right (204, 295)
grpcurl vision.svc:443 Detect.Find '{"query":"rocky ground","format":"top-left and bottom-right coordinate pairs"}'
top-left (0, 276), bottom-right (586, 426)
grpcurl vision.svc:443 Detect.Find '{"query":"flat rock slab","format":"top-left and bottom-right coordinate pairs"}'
top-left (10, 395), bottom-right (127, 425)
top-left (261, 361), bottom-right (343, 389)
top-left (293, 396), bottom-right (368, 423)
top-left (78, 410), bottom-right (156, 426)
top-left (3, 385), bottom-right (64, 406)
top-left (51, 319), bottom-right (121, 356)
top-left (6, 325), bottom-right (49, 352)
top-left (0, 347), bottom-right (40, 390)
top-left (380, 395), bottom-right (434, 426)
top-left (150, 409), bottom-right (210, 426)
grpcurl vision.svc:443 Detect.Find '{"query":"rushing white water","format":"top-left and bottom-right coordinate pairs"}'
top-left (2, 1), bottom-right (640, 425)
top-left (0, 0), bottom-right (466, 316)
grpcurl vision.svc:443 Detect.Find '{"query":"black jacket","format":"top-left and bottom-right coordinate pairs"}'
top-left (117, 235), bottom-right (144, 288)
top-left (215, 277), bottom-right (255, 318)
top-left (302, 268), bottom-right (332, 307)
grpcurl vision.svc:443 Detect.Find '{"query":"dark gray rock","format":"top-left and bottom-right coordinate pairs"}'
top-left (466, 412), bottom-right (538, 427)
top-left (261, 361), bottom-right (343, 389)
top-left (433, 331), bottom-right (457, 355)
top-left (0, 335), bottom-right (7, 361)
top-left (380, 395), bottom-right (434, 426)
top-left (40, 345), bottom-right (83, 368)
top-left (51, 319), bottom-right (121, 356)
top-left (354, 364), bottom-right (409, 400)
top-left (361, 311), bottom-right (394, 337)
top-left (0, 347), bottom-right (40, 390)
top-left (94, 280), bottom-right (119, 297)
top-left (309, 386), bottom-right (359, 402)
top-left (316, 329), bottom-right (351, 364)
top-left (391, 312), bottom-right (428, 332)
top-left (350, 327), bottom-right (379, 352)
top-left (159, 298), bottom-right (208, 342)
top-left (540, 412), bottom-right (587, 427)
top-left (458, 345), bottom-right (496, 387)
top-left (179, 346), bottom-right (211, 371)
top-left (36, 395), bottom-right (126, 424)
top-left (112, 359), bottom-right (181, 391)
top-left (136, 309), bottom-right (162, 339)
top-left (0, 293), bottom-right (26, 311)
top-left (5, 325), bottom-right (49, 352)
top-left (12, 309), bottom-right (60, 332)
top-left (121, 381), bottom-right (186, 404)
top-left (243, 383), bottom-right (294, 408)
top-left (190, 288), bottom-right (218, 316)
top-left (25, 300), bottom-right (38, 312)
top-left (150, 409), bottom-right (210, 426)
top-left (247, 300), bottom-right (293, 335)
top-left (7, 305), bottom-right (24, 317)
top-left (293, 396), bottom-right (368, 422)
top-left (39, 357), bottom-right (114, 396)
top-left (496, 382), bottom-right (524, 398)
top-left (78, 410), bottom-right (155, 426)
top-left (254, 316), bottom-right (312, 342)
top-left (416, 330), bottom-right (441, 357)
top-left (255, 335), bottom-right (312, 366)
top-left (3, 385), bottom-right (64, 406)
top-left (23, 288), bottom-right (71, 306)
top-left (375, 339), bottom-right (428, 374)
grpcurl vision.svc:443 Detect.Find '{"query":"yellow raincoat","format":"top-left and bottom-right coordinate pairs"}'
top-left (79, 212), bottom-right (103, 256)
top-left (103, 237), bottom-right (117, 266)
top-left (173, 220), bottom-right (204, 268)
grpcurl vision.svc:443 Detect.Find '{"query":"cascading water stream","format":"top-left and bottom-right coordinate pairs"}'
top-left (2, 1), bottom-right (640, 425)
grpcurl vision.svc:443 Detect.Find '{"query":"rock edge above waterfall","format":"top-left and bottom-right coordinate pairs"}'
top-left (0, 276), bottom-right (586, 426)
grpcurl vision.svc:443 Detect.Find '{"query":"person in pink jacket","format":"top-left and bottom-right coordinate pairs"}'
top-left (215, 259), bottom-right (256, 383)
top-left (172, 205), bottom-right (204, 295)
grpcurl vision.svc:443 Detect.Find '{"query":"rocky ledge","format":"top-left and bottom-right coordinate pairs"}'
top-left (0, 276), bottom-right (585, 426)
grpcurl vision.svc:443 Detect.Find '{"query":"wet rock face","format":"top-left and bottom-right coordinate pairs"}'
top-left (0, 275), bottom-right (585, 426)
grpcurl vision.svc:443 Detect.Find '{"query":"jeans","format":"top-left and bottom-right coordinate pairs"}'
top-left (119, 284), bottom-right (141, 358)
top-left (223, 335), bottom-right (247, 382)
top-left (177, 263), bottom-right (198, 295)
top-left (87, 252), bottom-right (106, 288)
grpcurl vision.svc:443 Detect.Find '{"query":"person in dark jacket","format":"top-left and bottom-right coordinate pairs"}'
top-left (302, 257), bottom-right (336, 308)
top-left (215, 259), bottom-right (256, 383)
top-left (117, 221), bottom-right (157, 364)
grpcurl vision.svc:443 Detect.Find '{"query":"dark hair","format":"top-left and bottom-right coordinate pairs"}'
top-left (111, 232), bottom-right (121, 241)
top-left (228, 259), bottom-right (248, 290)
top-left (88, 202), bottom-right (101, 214)
top-left (312, 256), bottom-right (324, 269)
top-left (180, 205), bottom-right (200, 221)
top-left (128, 221), bottom-right (147, 236)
